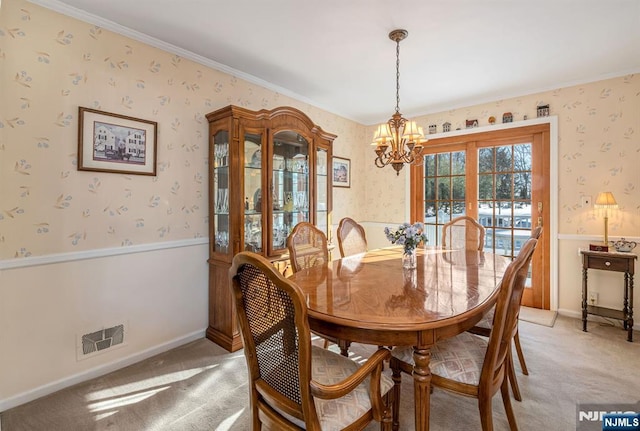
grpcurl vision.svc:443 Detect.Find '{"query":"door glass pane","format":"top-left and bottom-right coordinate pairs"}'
top-left (514, 144), bottom-right (532, 171)
top-left (423, 150), bottom-right (467, 246)
top-left (436, 177), bottom-right (451, 200)
top-left (496, 174), bottom-right (513, 199)
top-left (213, 130), bottom-right (230, 254)
top-left (425, 178), bottom-right (435, 200)
top-left (424, 154), bottom-right (436, 177)
top-left (495, 145), bottom-right (512, 172)
top-left (316, 148), bottom-right (328, 238)
top-left (478, 143), bottom-right (532, 258)
top-left (272, 131), bottom-right (309, 252)
top-left (452, 176), bottom-right (465, 200)
top-left (478, 174), bottom-right (493, 200)
top-left (243, 133), bottom-right (262, 253)
top-left (478, 147), bottom-right (493, 172)
top-left (451, 151), bottom-right (466, 175)
top-left (437, 153), bottom-right (450, 175)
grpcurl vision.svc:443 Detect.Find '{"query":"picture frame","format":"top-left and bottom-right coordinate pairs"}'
top-left (78, 107), bottom-right (158, 176)
top-left (332, 156), bottom-right (351, 188)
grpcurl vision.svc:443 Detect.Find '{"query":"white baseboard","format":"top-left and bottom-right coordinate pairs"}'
top-left (557, 308), bottom-right (581, 319)
top-left (0, 329), bottom-right (206, 413)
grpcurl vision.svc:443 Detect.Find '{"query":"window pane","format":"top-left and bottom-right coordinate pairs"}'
top-left (425, 178), bottom-right (435, 200)
top-left (513, 144), bottom-right (531, 172)
top-left (452, 176), bottom-right (465, 199)
top-left (479, 147), bottom-right (494, 172)
top-left (424, 154), bottom-right (436, 177)
top-left (451, 151), bottom-right (466, 175)
top-left (425, 201), bottom-right (436, 218)
top-left (495, 146), bottom-right (512, 172)
top-left (478, 174), bottom-right (493, 200)
top-left (514, 172), bottom-right (531, 199)
top-left (495, 173), bottom-right (512, 199)
top-left (437, 153), bottom-right (450, 175)
top-left (483, 227), bottom-right (494, 252)
top-left (452, 201), bottom-right (466, 217)
top-left (436, 177), bottom-right (451, 200)
top-left (437, 201), bottom-right (451, 222)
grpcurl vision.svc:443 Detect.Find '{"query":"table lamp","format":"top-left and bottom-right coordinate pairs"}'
top-left (592, 191), bottom-right (617, 251)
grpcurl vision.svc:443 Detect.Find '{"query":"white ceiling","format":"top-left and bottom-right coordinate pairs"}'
top-left (32, 0), bottom-right (640, 125)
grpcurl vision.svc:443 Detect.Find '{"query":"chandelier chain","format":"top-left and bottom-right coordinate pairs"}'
top-left (395, 37), bottom-right (401, 114)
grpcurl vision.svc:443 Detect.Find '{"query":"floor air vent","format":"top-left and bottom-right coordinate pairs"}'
top-left (82, 324), bottom-right (124, 355)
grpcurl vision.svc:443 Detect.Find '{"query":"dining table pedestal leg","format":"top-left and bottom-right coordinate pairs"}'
top-left (412, 346), bottom-right (432, 431)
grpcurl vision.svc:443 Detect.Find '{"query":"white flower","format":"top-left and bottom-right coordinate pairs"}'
top-left (384, 222), bottom-right (428, 253)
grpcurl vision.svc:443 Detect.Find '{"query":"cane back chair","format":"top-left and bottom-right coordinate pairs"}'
top-left (230, 251), bottom-right (394, 430)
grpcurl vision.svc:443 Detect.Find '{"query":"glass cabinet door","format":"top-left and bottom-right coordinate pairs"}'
top-left (212, 130), bottom-right (230, 254)
top-left (271, 131), bottom-right (310, 253)
top-left (243, 133), bottom-right (263, 253)
top-left (316, 147), bottom-right (329, 239)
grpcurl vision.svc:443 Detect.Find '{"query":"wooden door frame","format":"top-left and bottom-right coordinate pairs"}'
top-left (410, 117), bottom-right (558, 310)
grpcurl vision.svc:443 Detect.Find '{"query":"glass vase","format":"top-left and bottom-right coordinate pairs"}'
top-left (402, 249), bottom-right (417, 269)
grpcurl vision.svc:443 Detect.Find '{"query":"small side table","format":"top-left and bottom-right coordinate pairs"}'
top-left (581, 250), bottom-right (637, 341)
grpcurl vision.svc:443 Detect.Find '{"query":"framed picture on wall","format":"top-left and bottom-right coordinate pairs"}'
top-left (78, 107), bottom-right (158, 176)
top-left (332, 156), bottom-right (350, 188)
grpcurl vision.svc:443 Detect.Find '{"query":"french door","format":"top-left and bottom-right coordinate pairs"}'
top-left (410, 124), bottom-right (550, 309)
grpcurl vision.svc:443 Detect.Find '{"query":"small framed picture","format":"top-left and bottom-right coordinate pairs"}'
top-left (332, 156), bottom-right (351, 188)
top-left (78, 107), bottom-right (157, 176)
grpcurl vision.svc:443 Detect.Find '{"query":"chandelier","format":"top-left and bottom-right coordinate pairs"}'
top-left (372, 29), bottom-right (425, 175)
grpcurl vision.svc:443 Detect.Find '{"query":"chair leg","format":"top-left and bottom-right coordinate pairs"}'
top-left (338, 339), bottom-right (351, 357)
top-left (391, 364), bottom-right (402, 431)
top-left (380, 392), bottom-right (392, 431)
top-left (501, 377), bottom-right (519, 431)
top-left (513, 329), bottom-right (528, 375)
top-left (507, 349), bottom-right (523, 402)
top-left (478, 393), bottom-right (494, 431)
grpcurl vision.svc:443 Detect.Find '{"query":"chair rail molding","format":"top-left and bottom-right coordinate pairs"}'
top-left (0, 237), bottom-right (208, 270)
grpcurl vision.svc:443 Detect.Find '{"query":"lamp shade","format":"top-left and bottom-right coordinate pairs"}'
top-left (373, 124), bottom-right (393, 143)
top-left (594, 191), bottom-right (618, 208)
top-left (402, 121), bottom-right (424, 141)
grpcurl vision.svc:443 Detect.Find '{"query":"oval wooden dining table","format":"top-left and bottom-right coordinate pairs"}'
top-left (288, 246), bottom-right (511, 431)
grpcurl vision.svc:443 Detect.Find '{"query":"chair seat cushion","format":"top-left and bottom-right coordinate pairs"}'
top-left (283, 346), bottom-right (393, 430)
top-left (391, 332), bottom-right (488, 385)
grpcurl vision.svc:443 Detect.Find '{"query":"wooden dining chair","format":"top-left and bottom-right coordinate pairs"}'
top-left (287, 222), bottom-right (329, 273)
top-left (287, 221), bottom-right (347, 352)
top-left (469, 226), bottom-right (542, 401)
top-left (442, 215), bottom-right (485, 251)
top-left (390, 238), bottom-right (538, 431)
top-left (337, 217), bottom-right (368, 257)
top-left (230, 251), bottom-right (394, 431)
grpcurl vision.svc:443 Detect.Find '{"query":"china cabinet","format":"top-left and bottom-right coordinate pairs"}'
top-left (206, 105), bottom-right (335, 351)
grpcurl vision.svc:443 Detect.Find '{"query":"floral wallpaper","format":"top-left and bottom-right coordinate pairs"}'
top-left (1, 0), bottom-right (638, 263)
top-left (0, 0), bottom-right (363, 260)
top-left (361, 75), bottom-right (640, 238)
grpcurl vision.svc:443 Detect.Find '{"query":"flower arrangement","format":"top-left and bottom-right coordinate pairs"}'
top-left (384, 222), bottom-right (428, 254)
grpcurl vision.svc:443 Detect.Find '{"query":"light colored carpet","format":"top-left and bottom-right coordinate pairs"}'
top-left (519, 306), bottom-right (558, 327)
top-left (1, 315), bottom-right (638, 430)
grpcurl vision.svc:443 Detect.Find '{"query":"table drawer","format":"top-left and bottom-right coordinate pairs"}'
top-left (587, 256), bottom-right (629, 272)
